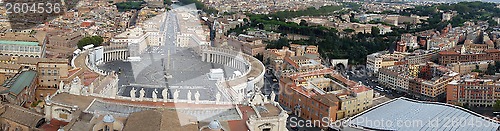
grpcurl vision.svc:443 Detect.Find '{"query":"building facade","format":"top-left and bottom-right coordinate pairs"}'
top-left (0, 70), bottom-right (37, 106)
top-left (279, 69), bottom-right (374, 127)
top-left (447, 77), bottom-right (500, 107)
top-left (438, 49), bottom-right (500, 65)
top-left (378, 63), bottom-right (459, 101)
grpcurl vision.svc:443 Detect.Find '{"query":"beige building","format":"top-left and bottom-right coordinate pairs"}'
top-left (447, 60), bottom-right (494, 75)
top-left (0, 104), bottom-right (45, 131)
top-left (47, 30), bottom-right (84, 48)
top-left (263, 46), bottom-right (295, 74)
top-left (378, 66), bottom-right (411, 92)
top-left (37, 61), bottom-right (70, 88)
top-left (0, 63), bottom-right (21, 76)
top-left (241, 39), bottom-right (267, 56)
top-left (336, 85), bottom-right (374, 119)
top-left (404, 50), bottom-right (436, 65)
top-left (0, 56), bottom-right (70, 88)
top-left (379, 63), bottom-right (459, 101)
top-left (366, 51), bottom-right (405, 74)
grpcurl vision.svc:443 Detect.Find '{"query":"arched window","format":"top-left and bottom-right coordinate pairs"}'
top-left (1, 123), bottom-right (9, 131)
top-left (104, 125), bottom-right (110, 131)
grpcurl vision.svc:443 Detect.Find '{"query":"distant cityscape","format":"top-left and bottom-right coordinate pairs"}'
top-left (0, 0), bottom-right (497, 131)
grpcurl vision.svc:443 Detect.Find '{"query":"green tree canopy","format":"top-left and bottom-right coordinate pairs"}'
top-left (371, 26), bottom-right (380, 36)
top-left (494, 100), bottom-right (500, 111)
top-left (115, 1), bottom-right (145, 12)
top-left (486, 63), bottom-right (496, 75)
top-left (78, 36), bottom-right (104, 50)
top-left (299, 20), bottom-right (308, 26)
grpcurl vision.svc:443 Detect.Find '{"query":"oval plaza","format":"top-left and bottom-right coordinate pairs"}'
top-left (43, 5), bottom-right (288, 131)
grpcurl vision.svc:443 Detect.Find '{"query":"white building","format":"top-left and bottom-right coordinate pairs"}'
top-left (0, 40), bottom-right (44, 58)
top-left (110, 13), bottom-right (167, 59)
top-left (111, 27), bottom-right (149, 58)
top-left (175, 7), bottom-right (210, 48)
top-left (88, 46), bottom-right (104, 66)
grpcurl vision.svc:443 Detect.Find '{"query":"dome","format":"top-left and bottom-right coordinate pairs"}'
top-left (103, 114), bottom-right (115, 123)
top-left (208, 120), bottom-right (221, 130)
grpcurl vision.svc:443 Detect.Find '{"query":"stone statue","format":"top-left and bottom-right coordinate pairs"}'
top-left (130, 88), bottom-right (136, 101)
top-left (59, 81), bottom-right (64, 91)
top-left (270, 91), bottom-right (276, 102)
top-left (194, 91), bottom-right (200, 104)
top-left (173, 89), bottom-right (179, 103)
top-left (215, 92), bottom-right (221, 104)
top-left (187, 90), bottom-right (192, 103)
top-left (162, 88), bottom-right (168, 102)
top-left (152, 89), bottom-right (158, 102)
top-left (139, 88), bottom-right (145, 101)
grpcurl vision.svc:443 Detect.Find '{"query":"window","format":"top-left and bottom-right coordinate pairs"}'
top-left (104, 125), bottom-right (110, 131)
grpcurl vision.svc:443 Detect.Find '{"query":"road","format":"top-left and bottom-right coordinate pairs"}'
top-left (343, 67), bottom-right (400, 99)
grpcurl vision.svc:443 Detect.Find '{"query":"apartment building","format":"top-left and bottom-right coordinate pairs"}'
top-left (366, 51), bottom-right (405, 74)
top-left (404, 50), bottom-right (436, 65)
top-left (378, 62), bottom-right (459, 101)
top-left (282, 55), bottom-right (325, 75)
top-left (0, 56), bottom-right (69, 87)
top-left (378, 67), bottom-right (410, 92)
top-left (263, 46), bottom-right (295, 72)
top-left (279, 69), bottom-right (374, 127)
top-left (279, 76), bottom-right (340, 126)
top-left (336, 85), bottom-right (373, 119)
top-left (438, 48), bottom-right (500, 65)
top-left (447, 76), bottom-right (500, 107)
top-left (241, 39), bottom-right (266, 56)
top-left (447, 60), bottom-right (494, 75)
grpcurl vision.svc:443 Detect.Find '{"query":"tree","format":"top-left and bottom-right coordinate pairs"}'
top-left (254, 53), bottom-right (264, 62)
top-left (471, 64), bottom-right (482, 73)
top-left (115, 1), bottom-right (145, 12)
top-left (163, 0), bottom-right (172, 5)
top-left (265, 58), bottom-right (271, 65)
top-left (494, 100), bottom-right (500, 111)
top-left (371, 26), bottom-right (380, 36)
top-left (462, 102), bottom-right (470, 109)
top-left (77, 36), bottom-right (104, 50)
top-left (343, 28), bottom-right (355, 34)
top-left (299, 20), bottom-right (308, 26)
top-left (257, 24), bottom-right (265, 30)
top-left (486, 63), bottom-right (496, 75)
top-left (495, 61), bottom-right (500, 72)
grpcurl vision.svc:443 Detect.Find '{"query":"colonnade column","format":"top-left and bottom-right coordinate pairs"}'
top-left (225, 55), bottom-right (228, 65)
top-left (202, 53), bottom-right (206, 62)
top-left (210, 54), bottom-right (214, 63)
